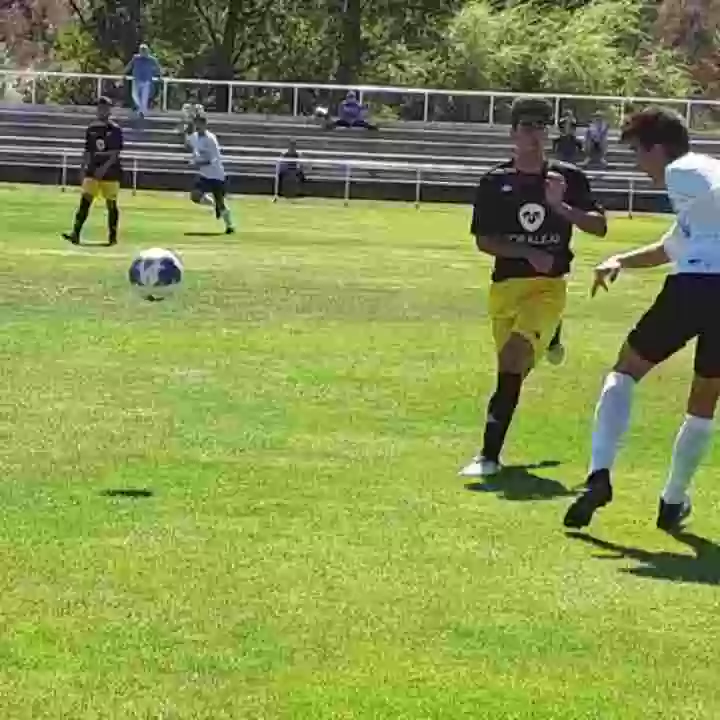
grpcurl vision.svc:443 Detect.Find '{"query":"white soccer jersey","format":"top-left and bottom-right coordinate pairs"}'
top-left (188, 130), bottom-right (226, 181)
top-left (663, 152), bottom-right (720, 274)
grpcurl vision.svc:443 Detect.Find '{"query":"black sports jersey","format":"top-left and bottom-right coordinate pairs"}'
top-left (470, 160), bottom-right (603, 282)
top-left (84, 120), bottom-right (123, 181)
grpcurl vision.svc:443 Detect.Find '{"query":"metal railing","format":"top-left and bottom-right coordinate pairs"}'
top-left (0, 143), bottom-right (662, 216)
top-left (1, 69), bottom-right (720, 129)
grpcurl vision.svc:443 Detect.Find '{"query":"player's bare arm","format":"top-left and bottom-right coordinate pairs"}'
top-left (475, 234), bottom-right (554, 274)
top-left (552, 203), bottom-right (607, 237)
top-left (592, 239), bottom-right (671, 296)
top-left (545, 172), bottom-right (607, 237)
top-left (95, 150), bottom-right (120, 179)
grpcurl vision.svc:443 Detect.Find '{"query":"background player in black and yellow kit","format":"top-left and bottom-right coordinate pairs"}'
top-left (460, 97), bottom-right (607, 478)
top-left (62, 96), bottom-right (123, 246)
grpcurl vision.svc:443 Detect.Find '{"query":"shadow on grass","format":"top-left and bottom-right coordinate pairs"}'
top-left (183, 231), bottom-right (226, 237)
top-left (566, 531), bottom-right (720, 586)
top-left (100, 489), bottom-right (154, 499)
top-left (465, 460), bottom-right (576, 501)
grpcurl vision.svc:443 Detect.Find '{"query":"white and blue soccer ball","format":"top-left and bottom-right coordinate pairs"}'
top-left (128, 247), bottom-right (183, 301)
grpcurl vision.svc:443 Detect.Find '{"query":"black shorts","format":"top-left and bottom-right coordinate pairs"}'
top-left (194, 176), bottom-right (227, 201)
top-left (628, 273), bottom-right (720, 378)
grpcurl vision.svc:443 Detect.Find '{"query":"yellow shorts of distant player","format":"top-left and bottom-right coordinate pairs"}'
top-left (81, 178), bottom-right (120, 201)
top-left (488, 277), bottom-right (567, 360)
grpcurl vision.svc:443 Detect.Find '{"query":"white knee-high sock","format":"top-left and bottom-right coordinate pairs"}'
top-left (662, 415), bottom-right (713, 504)
top-left (589, 372), bottom-right (636, 474)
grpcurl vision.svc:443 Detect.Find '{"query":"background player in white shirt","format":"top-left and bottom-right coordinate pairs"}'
top-left (564, 107), bottom-right (720, 532)
top-left (187, 116), bottom-right (235, 234)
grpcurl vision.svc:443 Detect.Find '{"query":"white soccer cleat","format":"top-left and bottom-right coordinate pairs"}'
top-left (546, 342), bottom-right (566, 366)
top-left (459, 455), bottom-right (501, 478)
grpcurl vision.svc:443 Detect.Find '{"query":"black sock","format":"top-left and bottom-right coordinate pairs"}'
top-left (549, 323), bottom-right (562, 348)
top-left (108, 203), bottom-right (119, 240)
top-left (73, 196), bottom-right (92, 235)
top-left (481, 372), bottom-right (523, 462)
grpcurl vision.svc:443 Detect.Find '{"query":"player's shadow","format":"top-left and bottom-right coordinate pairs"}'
top-left (566, 531), bottom-right (720, 586)
top-left (465, 460), bottom-right (576, 501)
top-left (100, 489), bottom-right (154, 499)
top-left (183, 231), bottom-right (225, 237)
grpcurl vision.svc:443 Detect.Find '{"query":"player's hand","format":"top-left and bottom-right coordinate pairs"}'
top-left (591, 256), bottom-right (622, 297)
top-left (545, 171), bottom-right (567, 209)
top-left (526, 248), bottom-right (554, 274)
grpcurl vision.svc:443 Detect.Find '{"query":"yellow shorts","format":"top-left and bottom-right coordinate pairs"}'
top-left (488, 277), bottom-right (567, 360)
top-left (81, 178), bottom-right (120, 201)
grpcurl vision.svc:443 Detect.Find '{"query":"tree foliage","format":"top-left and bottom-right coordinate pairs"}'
top-left (0, 0), bottom-right (707, 110)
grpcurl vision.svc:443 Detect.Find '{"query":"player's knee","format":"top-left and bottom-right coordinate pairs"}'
top-left (613, 341), bottom-right (654, 381)
top-left (687, 375), bottom-right (720, 419)
top-left (499, 333), bottom-right (535, 375)
top-left (81, 193), bottom-right (94, 204)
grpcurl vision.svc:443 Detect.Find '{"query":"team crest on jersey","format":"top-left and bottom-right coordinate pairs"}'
top-left (95, 138), bottom-right (106, 151)
top-left (518, 203), bottom-right (545, 232)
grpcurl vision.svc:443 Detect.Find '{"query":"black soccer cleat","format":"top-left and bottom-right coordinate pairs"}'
top-left (108, 236), bottom-right (117, 246)
top-left (656, 497), bottom-right (692, 532)
top-left (62, 231), bottom-right (80, 245)
top-left (563, 469), bottom-right (613, 529)
top-left (225, 226), bottom-right (235, 235)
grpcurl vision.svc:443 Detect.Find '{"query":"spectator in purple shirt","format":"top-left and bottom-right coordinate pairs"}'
top-left (327, 91), bottom-right (378, 131)
top-left (124, 44), bottom-right (161, 119)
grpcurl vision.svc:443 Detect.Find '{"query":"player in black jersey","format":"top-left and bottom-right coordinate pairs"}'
top-left (62, 96), bottom-right (123, 246)
top-left (460, 97), bottom-right (607, 478)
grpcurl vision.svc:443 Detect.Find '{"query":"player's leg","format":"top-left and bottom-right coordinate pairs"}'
top-left (99, 181), bottom-right (120, 245)
top-left (546, 321), bottom-right (565, 365)
top-left (131, 81), bottom-right (142, 116)
top-left (139, 81), bottom-right (151, 116)
top-left (564, 277), bottom-right (696, 529)
top-left (190, 177), bottom-right (215, 208)
top-left (657, 316), bottom-right (720, 530)
top-left (460, 279), bottom-right (564, 477)
top-left (62, 178), bottom-right (97, 244)
top-left (211, 181), bottom-right (235, 234)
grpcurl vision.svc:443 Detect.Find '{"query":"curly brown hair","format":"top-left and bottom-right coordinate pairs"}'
top-left (619, 107), bottom-right (689, 160)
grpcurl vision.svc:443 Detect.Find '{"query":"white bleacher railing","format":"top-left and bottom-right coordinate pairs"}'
top-left (0, 144), bottom-right (662, 216)
top-left (1, 69), bottom-right (719, 129)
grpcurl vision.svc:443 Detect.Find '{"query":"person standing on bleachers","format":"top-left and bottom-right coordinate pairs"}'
top-left (584, 111), bottom-right (609, 167)
top-left (124, 44), bottom-right (161, 120)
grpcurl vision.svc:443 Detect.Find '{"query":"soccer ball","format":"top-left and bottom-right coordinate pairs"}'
top-left (128, 248), bottom-right (183, 301)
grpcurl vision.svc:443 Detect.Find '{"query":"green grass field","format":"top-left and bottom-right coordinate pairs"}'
top-left (1, 184), bottom-right (719, 719)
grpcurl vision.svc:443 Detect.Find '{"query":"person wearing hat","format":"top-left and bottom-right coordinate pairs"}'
top-left (62, 95), bottom-right (123, 246)
top-left (459, 96), bottom-right (607, 478)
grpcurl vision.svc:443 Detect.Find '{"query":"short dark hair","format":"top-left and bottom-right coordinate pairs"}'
top-left (97, 95), bottom-right (113, 107)
top-left (620, 107), bottom-right (689, 159)
top-left (510, 97), bottom-right (553, 127)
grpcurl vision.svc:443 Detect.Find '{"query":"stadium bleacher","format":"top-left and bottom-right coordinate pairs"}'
top-left (0, 96), bottom-right (717, 210)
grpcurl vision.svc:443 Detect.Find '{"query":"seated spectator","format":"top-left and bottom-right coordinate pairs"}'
top-left (584, 111), bottom-right (609, 167)
top-left (326, 91), bottom-right (378, 131)
top-left (278, 140), bottom-right (306, 198)
top-left (553, 109), bottom-right (581, 163)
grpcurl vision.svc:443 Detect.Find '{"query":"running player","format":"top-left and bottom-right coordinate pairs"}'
top-left (187, 115), bottom-right (235, 234)
top-left (564, 107), bottom-right (720, 532)
top-left (62, 96), bottom-right (123, 246)
top-left (459, 97), bottom-right (607, 478)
